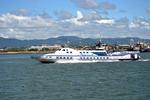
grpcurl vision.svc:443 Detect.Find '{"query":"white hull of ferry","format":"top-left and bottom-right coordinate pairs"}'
top-left (55, 59), bottom-right (120, 63)
top-left (32, 48), bottom-right (140, 63)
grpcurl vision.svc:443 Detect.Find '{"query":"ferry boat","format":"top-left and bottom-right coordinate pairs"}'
top-left (32, 48), bottom-right (140, 63)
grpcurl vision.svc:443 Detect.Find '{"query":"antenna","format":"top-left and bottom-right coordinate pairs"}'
top-left (96, 33), bottom-right (102, 47)
top-left (98, 33), bottom-right (100, 42)
top-left (99, 33), bottom-right (102, 45)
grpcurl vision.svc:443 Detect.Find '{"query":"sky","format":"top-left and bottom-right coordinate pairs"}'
top-left (0, 0), bottom-right (150, 39)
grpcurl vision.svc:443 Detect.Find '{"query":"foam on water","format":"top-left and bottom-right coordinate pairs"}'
top-left (138, 59), bottom-right (150, 62)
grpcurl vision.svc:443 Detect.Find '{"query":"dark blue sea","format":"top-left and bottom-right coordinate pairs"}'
top-left (0, 53), bottom-right (150, 100)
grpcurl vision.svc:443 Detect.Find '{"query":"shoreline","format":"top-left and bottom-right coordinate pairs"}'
top-left (0, 51), bottom-right (54, 55)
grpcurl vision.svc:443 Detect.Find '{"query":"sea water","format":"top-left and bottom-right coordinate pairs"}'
top-left (0, 53), bottom-right (150, 100)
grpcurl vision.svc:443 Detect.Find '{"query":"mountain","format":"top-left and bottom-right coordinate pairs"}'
top-left (0, 36), bottom-right (150, 48)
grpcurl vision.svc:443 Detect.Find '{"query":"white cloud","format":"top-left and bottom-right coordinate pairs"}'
top-left (79, 11), bottom-right (101, 21)
top-left (141, 21), bottom-right (149, 26)
top-left (0, 13), bottom-right (53, 28)
top-left (0, 10), bottom-right (150, 39)
top-left (96, 19), bottom-right (115, 25)
top-left (0, 13), bottom-right (54, 39)
top-left (4, 13), bottom-right (30, 21)
top-left (129, 17), bottom-right (150, 30)
top-left (62, 11), bottom-right (88, 26)
top-left (129, 22), bottom-right (140, 28)
top-left (0, 33), bottom-right (8, 38)
top-left (9, 28), bottom-right (14, 32)
top-left (77, 11), bottom-right (83, 19)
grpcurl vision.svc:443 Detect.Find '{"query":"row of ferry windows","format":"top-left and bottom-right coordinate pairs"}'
top-left (80, 52), bottom-right (88, 54)
top-left (55, 56), bottom-right (109, 60)
top-left (65, 52), bottom-right (88, 54)
top-left (65, 52), bottom-right (89, 54)
top-left (80, 57), bottom-right (109, 60)
top-left (56, 57), bottom-right (73, 59)
top-left (66, 52), bottom-right (72, 53)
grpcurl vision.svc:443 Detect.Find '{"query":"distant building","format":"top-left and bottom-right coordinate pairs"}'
top-left (0, 49), bottom-right (4, 51)
top-left (117, 44), bottom-right (130, 50)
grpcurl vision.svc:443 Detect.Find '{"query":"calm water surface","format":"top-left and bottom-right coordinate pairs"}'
top-left (0, 53), bottom-right (150, 100)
